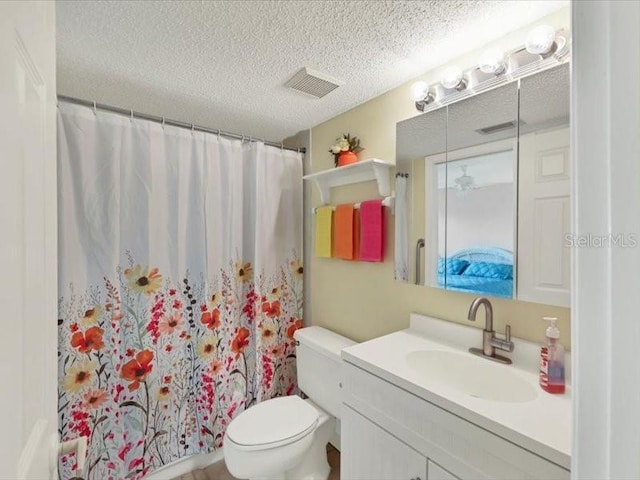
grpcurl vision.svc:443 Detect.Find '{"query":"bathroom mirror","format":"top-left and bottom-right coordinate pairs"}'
top-left (396, 63), bottom-right (570, 307)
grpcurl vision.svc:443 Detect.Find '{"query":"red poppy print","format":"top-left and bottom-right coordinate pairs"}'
top-left (287, 319), bottom-right (304, 339)
top-left (120, 350), bottom-right (154, 391)
top-left (231, 327), bottom-right (250, 357)
top-left (70, 326), bottom-right (105, 353)
top-left (200, 308), bottom-right (221, 330)
top-left (261, 300), bottom-right (281, 318)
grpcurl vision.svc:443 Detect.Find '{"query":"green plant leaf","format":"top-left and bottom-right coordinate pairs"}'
top-left (94, 415), bottom-right (108, 427)
top-left (127, 415), bottom-right (144, 433)
top-left (149, 429), bottom-right (168, 445)
top-left (120, 400), bottom-right (147, 414)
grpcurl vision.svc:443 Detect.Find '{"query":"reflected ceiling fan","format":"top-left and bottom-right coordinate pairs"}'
top-left (454, 165), bottom-right (477, 197)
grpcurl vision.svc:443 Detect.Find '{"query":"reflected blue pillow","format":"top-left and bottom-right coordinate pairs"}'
top-left (462, 262), bottom-right (513, 280)
top-left (438, 258), bottom-right (470, 275)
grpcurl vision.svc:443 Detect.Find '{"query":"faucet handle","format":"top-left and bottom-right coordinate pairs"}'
top-left (490, 324), bottom-right (515, 353)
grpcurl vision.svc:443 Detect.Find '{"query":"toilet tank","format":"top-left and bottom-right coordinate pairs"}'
top-left (294, 326), bottom-right (356, 419)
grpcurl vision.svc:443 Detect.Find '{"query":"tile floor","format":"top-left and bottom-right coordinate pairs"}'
top-left (173, 444), bottom-right (340, 480)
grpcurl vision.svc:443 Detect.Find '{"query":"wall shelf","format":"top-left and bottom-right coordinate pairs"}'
top-left (303, 158), bottom-right (393, 205)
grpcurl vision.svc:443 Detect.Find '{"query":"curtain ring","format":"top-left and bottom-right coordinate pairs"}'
top-left (92, 101), bottom-right (97, 116)
top-left (191, 123), bottom-right (195, 134)
top-left (130, 109), bottom-right (134, 122)
top-left (161, 117), bottom-right (165, 129)
top-left (280, 142), bottom-right (284, 151)
top-left (217, 129), bottom-right (221, 139)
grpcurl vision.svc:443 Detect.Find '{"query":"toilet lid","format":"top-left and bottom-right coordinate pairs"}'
top-left (225, 396), bottom-right (319, 449)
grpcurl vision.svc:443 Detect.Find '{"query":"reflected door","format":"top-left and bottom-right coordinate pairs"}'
top-left (517, 65), bottom-right (571, 307)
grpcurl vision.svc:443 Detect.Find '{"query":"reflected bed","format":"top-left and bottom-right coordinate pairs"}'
top-left (438, 247), bottom-right (514, 298)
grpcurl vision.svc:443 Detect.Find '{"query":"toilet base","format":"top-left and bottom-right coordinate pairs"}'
top-left (283, 414), bottom-right (334, 480)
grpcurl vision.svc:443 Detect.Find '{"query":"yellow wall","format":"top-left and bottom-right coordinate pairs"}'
top-left (308, 8), bottom-right (571, 347)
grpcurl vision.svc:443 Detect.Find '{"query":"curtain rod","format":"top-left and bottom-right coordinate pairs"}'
top-left (57, 95), bottom-right (306, 155)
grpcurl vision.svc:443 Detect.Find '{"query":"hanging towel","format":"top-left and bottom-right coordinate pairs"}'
top-left (351, 209), bottom-right (361, 261)
top-left (394, 174), bottom-right (409, 280)
top-left (334, 204), bottom-right (355, 259)
top-left (315, 206), bottom-right (333, 258)
top-left (359, 199), bottom-right (384, 262)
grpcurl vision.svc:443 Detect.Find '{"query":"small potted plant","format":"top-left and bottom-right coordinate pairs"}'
top-left (329, 133), bottom-right (364, 167)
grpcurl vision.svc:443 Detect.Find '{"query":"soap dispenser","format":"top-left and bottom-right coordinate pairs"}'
top-left (539, 317), bottom-right (565, 394)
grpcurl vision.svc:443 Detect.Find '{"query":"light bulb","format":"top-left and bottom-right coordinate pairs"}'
top-left (411, 81), bottom-right (435, 111)
top-left (525, 25), bottom-right (556, 55)
top-left (411, 81), bottom-right (430, 102)
top-left (441, 66), bottom-right (466, 90)
top-left (479, 48), bottom-right (506, 75)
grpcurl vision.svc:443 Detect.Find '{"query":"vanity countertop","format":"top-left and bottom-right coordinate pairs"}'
top-left (341, 313), bottom-right (571, 470)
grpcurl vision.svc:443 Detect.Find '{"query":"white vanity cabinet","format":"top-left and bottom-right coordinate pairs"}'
top-left (342, 405), bottom-right (428, 480)
top-left (340, 361), bottom-right (569, 480)
top-left (342, 403), bottom-right (459, 480)
top-left (428, 461), bottom-right (459, 480)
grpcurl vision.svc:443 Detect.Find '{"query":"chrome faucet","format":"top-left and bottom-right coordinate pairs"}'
top-left (467, 297), bottom-right (514, 365)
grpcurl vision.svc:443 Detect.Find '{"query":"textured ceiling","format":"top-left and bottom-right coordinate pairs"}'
top-left (56, 0), bottom-right (566, 142)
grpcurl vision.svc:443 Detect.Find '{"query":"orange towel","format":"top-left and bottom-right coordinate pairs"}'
top-left (334, 204), bottom-right (355, 259)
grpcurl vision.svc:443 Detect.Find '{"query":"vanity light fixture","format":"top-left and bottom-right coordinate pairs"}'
top-left (525, 25), bottom-right (566, 57)
top-left (410, 25), bottom-right (569, 112)
top-left (479, 48), bottom-right (507, 75)
top-left (411, 81), bottom-right (435, 112)
top-left (441, 66), bottom-right (467, 91)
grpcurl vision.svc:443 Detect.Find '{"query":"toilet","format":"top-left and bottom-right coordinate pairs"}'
top-left (223, 326), bottom-right (355, 480)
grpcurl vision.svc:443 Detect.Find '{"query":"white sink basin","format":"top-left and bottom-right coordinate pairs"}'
top-left (405, 350), bottom-right (538, 403)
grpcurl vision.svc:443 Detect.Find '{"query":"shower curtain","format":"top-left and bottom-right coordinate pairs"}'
top-left (56, 103), bottom-right (303, 480)
top-left (394, 173), bottom-right (409, 282)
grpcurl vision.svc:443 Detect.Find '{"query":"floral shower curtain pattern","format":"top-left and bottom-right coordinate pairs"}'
top-left (56, 103), bottom-right (303, 480)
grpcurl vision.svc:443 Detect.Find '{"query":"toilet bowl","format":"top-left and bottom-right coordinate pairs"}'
top-left (223, 327), bottom-right (355, 480)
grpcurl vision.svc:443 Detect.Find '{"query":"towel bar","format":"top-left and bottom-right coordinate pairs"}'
top-left (313, 195), bottom-right (394, 214)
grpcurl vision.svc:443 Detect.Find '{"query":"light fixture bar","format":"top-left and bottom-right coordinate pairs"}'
top-left (410, 27), bottom-right (570, 114)
top-left (411, 25), bottom-right (570, 112)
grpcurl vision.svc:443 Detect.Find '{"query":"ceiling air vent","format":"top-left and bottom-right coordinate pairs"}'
top-left (284, 67), bottom-right (342, 98)
top-left (475, 120), bottom-right (525, 135)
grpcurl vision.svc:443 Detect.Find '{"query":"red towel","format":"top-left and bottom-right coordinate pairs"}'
top-left (359, 199), bottom-right (384, 262)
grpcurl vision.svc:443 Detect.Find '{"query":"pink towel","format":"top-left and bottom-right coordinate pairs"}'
top-left (359, 199), bottom-right (384, 262)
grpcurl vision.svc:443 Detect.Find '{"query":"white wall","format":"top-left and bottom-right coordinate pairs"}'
top-left (572, 2), bottom-right (640, 478)
top-left (439, 184), bottom-right (514, 255)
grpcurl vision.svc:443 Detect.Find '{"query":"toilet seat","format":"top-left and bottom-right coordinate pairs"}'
top-left (225, 396), bottom-right (319, 451)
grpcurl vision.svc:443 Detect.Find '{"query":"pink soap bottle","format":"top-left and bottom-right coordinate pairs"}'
top-left (539, 317), bottom-right (565, 394)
